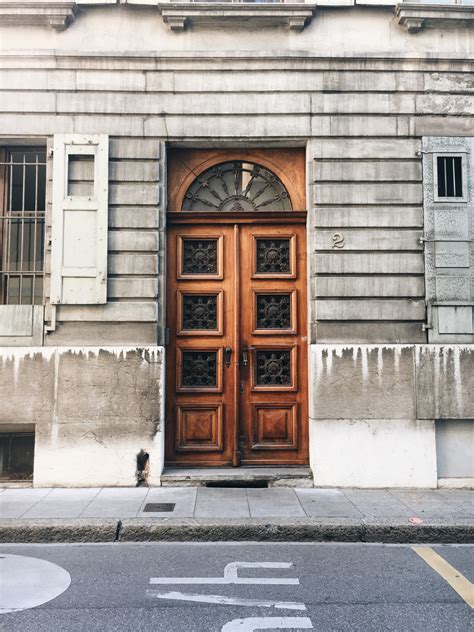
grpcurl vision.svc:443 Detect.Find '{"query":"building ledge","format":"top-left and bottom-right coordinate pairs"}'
top-left (395, 3), bottom-right (474, 33)
top-left (0, 0), bottom-right (77, 31)
top-left (157, 2), bottom-right (317, 31)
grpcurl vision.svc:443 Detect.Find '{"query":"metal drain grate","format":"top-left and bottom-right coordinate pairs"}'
top-left (143, 503), bottom-right (176, 512)
top-left (205, 480), bottom-right (269, 488)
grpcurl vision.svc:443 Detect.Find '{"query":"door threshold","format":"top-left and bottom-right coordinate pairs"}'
top-left (160, 466), bottom-right (313, 488)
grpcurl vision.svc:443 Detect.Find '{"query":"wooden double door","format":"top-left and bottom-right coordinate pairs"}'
top-left (165, 215), bottom-right (308, 466)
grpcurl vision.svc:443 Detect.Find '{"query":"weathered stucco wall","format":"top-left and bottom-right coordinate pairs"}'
top-left (0, 347), bottom-right (164, 486)
top-left (0, 344), bottom-right (470, 487)
top-left (309, 344), bottom-right (473, 487)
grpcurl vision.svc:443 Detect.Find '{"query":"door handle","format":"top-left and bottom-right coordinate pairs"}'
top-left (241, 345), bottom-right (254, 367)
top-left (224, 346), bottom-right (232, 367)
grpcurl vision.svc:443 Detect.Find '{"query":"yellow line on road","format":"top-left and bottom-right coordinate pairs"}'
top-left (412, 546), bottom-right (474, 609)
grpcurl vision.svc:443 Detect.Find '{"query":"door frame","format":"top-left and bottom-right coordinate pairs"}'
top-left (164, 147), bottom-right (309, 468)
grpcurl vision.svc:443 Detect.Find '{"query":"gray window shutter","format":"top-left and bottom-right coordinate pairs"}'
top-left (422, 136), bottom-right (473, 342)
top-left (51, 134), bottom-right (108, 305)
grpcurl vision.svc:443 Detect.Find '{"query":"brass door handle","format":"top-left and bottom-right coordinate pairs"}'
top-left (241, 345), bottom-right (254, 367)
top-left (224, 346), bottom-right (232, 367)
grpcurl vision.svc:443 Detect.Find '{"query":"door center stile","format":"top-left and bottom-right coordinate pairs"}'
top-left (232, 223), bottom-right (241, 467)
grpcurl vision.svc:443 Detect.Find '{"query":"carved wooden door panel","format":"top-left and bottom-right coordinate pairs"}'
top-left (238, 224), bottom-right (308, 465)
top-left (165, 225), bottom-right (237, 466)
top-left (166, 221), bottom-right (308, 466)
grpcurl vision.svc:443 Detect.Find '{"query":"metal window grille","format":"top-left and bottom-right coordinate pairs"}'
top-left (436, 156), bottom-right (463, 199)
top-left (0, 149), bottom-right (46, 305)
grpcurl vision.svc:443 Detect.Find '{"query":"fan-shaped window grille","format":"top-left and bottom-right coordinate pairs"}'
top-left (182, 161), bottom-right (292, 212)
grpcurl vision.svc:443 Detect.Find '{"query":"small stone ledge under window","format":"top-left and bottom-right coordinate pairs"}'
top-left (395, 3), bottom-right (474, 33)
top-left (0, 1), bottom-right (77, 31)
top-left (157, 2), bottom-right (317, 32)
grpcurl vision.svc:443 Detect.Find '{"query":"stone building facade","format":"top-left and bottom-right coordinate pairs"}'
top-left (0, 0), bottom-right (472, 488)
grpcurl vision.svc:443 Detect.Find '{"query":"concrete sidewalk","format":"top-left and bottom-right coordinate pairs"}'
top-left (0, 486), bottom-right (472, 544)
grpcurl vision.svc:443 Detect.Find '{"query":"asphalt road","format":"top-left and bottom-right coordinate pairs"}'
top-left (1, 542), bottom-right (472, 631)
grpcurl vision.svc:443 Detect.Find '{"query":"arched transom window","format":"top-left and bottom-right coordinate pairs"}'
top-left (182, 161), bottom-right (292, 212)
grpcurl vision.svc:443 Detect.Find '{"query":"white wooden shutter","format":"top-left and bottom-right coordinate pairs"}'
top-left (422, 136), bottom-right (473, 342)
top-left (51, 134), bottom-right (108, 304)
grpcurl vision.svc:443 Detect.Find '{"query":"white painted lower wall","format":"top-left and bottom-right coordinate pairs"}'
top-left (309, 418), bottom-right (437, 488)
top-left (34, 434), bottom-right (164, 488)
top-left (308, 343), bottom-right (473, 488)
top-left (0, 346), bottom-right (166, 488)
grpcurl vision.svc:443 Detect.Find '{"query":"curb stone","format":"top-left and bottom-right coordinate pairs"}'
top-left (0, 519), bottom-right (472, 544)
top-left (0, 520), bottom-right (118, 543)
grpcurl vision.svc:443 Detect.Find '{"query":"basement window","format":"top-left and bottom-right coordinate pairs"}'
top-left (0, 432), bottom-right (35, 481)
top-left (0, 148), bottom-right (46, 305)
top-left (435, 155), bottom-right (464, 200)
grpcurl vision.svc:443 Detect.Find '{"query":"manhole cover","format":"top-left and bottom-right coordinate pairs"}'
top-left (143, 503), bottom-right (175, 513)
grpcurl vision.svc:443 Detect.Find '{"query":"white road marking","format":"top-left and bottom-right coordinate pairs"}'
top-left (0, 554), bottom-right (71, 615)
top-left (224, 562), bottom-right (294, 579)
top-left (149, 560), bottom-right (299, 586)
top-left (221, 617), bottom-right (314, 631)
top-left (149, 577), bottom-right (298, 585)
top-left (146, 590), bottom-right (306, 610)
top-left (148, 560), bottom-right (314, 628)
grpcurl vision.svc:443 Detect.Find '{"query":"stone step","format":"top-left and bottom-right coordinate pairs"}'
top-left (160, 466), bottom-right (314, 488)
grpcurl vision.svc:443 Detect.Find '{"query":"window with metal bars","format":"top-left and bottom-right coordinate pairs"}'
top-left (436, 155), bottom-right (464, 199)
top-left (0, 432), bottom-right (34, 480)
top-left (0, 148), bottom-right (46, 305)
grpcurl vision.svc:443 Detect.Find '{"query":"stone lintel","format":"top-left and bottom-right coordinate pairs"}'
top-left (395, 3), bottom-right (474, 33)
top-left (157, 3), bottom-right (317, 32)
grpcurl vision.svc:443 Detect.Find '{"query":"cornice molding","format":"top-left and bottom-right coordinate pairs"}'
top-left (157, 3), bottom-right (317, 32)
top-left (0, 1), bottom-right (77, 31)
top-left (395, 3), bottom-right (474, 33)
top-left (2, 1), bottom-right (473, 35)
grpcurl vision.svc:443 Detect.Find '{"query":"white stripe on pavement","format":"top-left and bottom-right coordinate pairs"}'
top-left (146, 590), bottom-right (306, 610)
top-left (224, 562), bottom-right (295, 579)
top-left (150, 560), bottom-right (299, 585)
top-left (149, 577), bottom-right (299, 585)
top-left (221, 617), bottom-right (314, 631)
